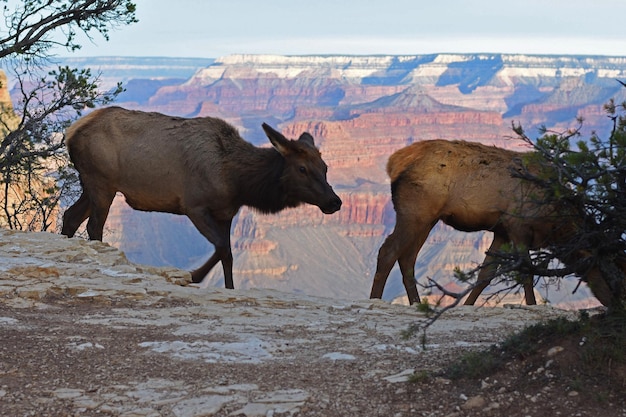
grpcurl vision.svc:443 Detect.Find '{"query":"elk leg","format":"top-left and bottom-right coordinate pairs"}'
top-left (518, 248), bottom-right (537, 305)
top-left (397, 260), bottom-right (420, 305)
top-left (584, 268), bottom-right (619, 308)
top-left (61, 191), bottom-right (91, 237)
top-left (190, 245), bottom-right (233, 287)
top-left (370, 233), bottom-right (400, 300)
top-left (465, 234), bottom-right (504, 305)
top-left (85, 188), bottom-right (116, 241)
top-left (371, 220), bottom-right (433, 304)
top-left (190, 252), bottom-right (221, 283)
top-left (187, 210), bottom-right (233, 287)
top-left (522, 275), bottom-right (537, 305)
top-left (465, 235), bottom-right (538, 305)
top-left (397, 231), bottom-right (431, 305)
top-left (464, 257), bottom-right (497, 305)
top-left (220, 245), bottom-right (234, 289)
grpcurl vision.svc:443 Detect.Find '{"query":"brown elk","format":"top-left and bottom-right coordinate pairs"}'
top-left (370, 139), bottom-right (617, 307)
top-left (61, 107), bottom-right (342, 289)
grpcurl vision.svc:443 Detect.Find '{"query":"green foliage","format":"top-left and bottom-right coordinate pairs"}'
top-left (416, 298), bottom-right (434, 314)
top-left (488, 96), bottom-right (626, 311)
top-left (439, 311), bottom-right (626, 382)
top-left (498, 316), bottom-right (583, 359)
top-left (442, 349), bottom-right (504, 381)
top-left (453, 267), bottom-right (471, 283)
top-left (0, 64), bottom-right (123, 231)
top-left (407, 370), bottom-right (430, 383)
top-left (577, 309), bottom-right (626, 367)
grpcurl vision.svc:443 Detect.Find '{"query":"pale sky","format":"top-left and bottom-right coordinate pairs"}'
top-left (66, 0), bottom-right (626, 58)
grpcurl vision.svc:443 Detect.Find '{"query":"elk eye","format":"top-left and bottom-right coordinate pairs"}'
top-left (299, 166), bottom-right (307, 174)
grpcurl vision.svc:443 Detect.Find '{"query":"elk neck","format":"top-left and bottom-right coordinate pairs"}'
top-left (237, 147), bottom-right (296, 214)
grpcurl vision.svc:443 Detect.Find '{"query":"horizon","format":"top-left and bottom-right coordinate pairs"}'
top-left (54, 51), bottom-right (626, 60)
top-left (43, 0), bottom-right (626, 59)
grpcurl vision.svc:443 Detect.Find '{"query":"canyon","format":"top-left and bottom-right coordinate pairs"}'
top-left (13, 53), bottom-right (626, 306)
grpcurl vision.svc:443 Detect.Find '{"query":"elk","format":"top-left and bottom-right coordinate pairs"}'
top-left (61, 106), bottom-right (342, 289)
top-left (370, 139), bottom-right (617, 307)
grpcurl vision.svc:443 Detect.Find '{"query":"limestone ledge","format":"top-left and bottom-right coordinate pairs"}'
top-left (0, 228), bottom-right (404, 312)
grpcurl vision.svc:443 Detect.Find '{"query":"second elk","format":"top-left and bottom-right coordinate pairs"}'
top-left (370, 139), bottom-right (617, 307)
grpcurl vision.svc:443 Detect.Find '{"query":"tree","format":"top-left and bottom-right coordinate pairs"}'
top-left (0, 0), bottom-right (136, 231)
top-left (0, 0), bottom-right (137, 59)
top-left (509, 98), bottom-right (626, 313)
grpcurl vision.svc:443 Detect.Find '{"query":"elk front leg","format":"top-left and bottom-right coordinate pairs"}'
top-left (190, 251), bottom-right (220, 283)
top-left (187, 210), bottom-right (233, 288)
top-left (465, 234), bottom-right (538, 305)
top-left (465, 234), bottom-right (504, 305)
top-left (522, 274), bottom-right (536, 305)
top-left (190, 245), bottom-right (233, 287)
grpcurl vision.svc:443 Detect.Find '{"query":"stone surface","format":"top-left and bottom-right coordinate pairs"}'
top-left (0, 228), bottom-right (591, 416)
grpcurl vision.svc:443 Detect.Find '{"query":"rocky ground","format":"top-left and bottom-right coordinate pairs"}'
top-left (0, 229), bottom-right (624, 416)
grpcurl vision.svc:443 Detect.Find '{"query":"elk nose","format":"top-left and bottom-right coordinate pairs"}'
top-left (324, 195), bottom-right (342, 214)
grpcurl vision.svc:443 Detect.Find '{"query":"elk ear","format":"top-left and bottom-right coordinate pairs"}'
top-left (298, 132), bottom-right (315, 148)
top-left (262, 123), bottom-right (291, 156)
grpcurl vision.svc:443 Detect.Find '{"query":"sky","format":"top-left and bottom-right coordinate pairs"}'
top-left (61, 0), bottom-right (626, 58)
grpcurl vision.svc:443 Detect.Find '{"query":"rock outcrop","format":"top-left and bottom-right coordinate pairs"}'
top-left (0, 228), bottom-right (581, 416)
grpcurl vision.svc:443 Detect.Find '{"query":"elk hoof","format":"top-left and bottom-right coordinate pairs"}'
top-left (190, 270), bottom-right (205, 284)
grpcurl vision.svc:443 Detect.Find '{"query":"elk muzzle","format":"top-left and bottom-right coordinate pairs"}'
top-left (320, 193), bottom-right (342, 214)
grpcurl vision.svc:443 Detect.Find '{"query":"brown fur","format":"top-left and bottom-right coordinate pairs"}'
top-left (62, 107), bottom-right (342, 289)
top-left (371, 139), bottom-right (617, 307)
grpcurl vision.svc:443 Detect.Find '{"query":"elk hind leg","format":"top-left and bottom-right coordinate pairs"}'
top-left (371, 219), bottom-right (432, 304)
top-left (85, 187), bottom-right (116, 241)
top-left (61, 191), bottom-right (91, 238)
top-left (370, 233), bottom-right (400, 300)
top-left (397, 228), bottom-right (432, 305)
